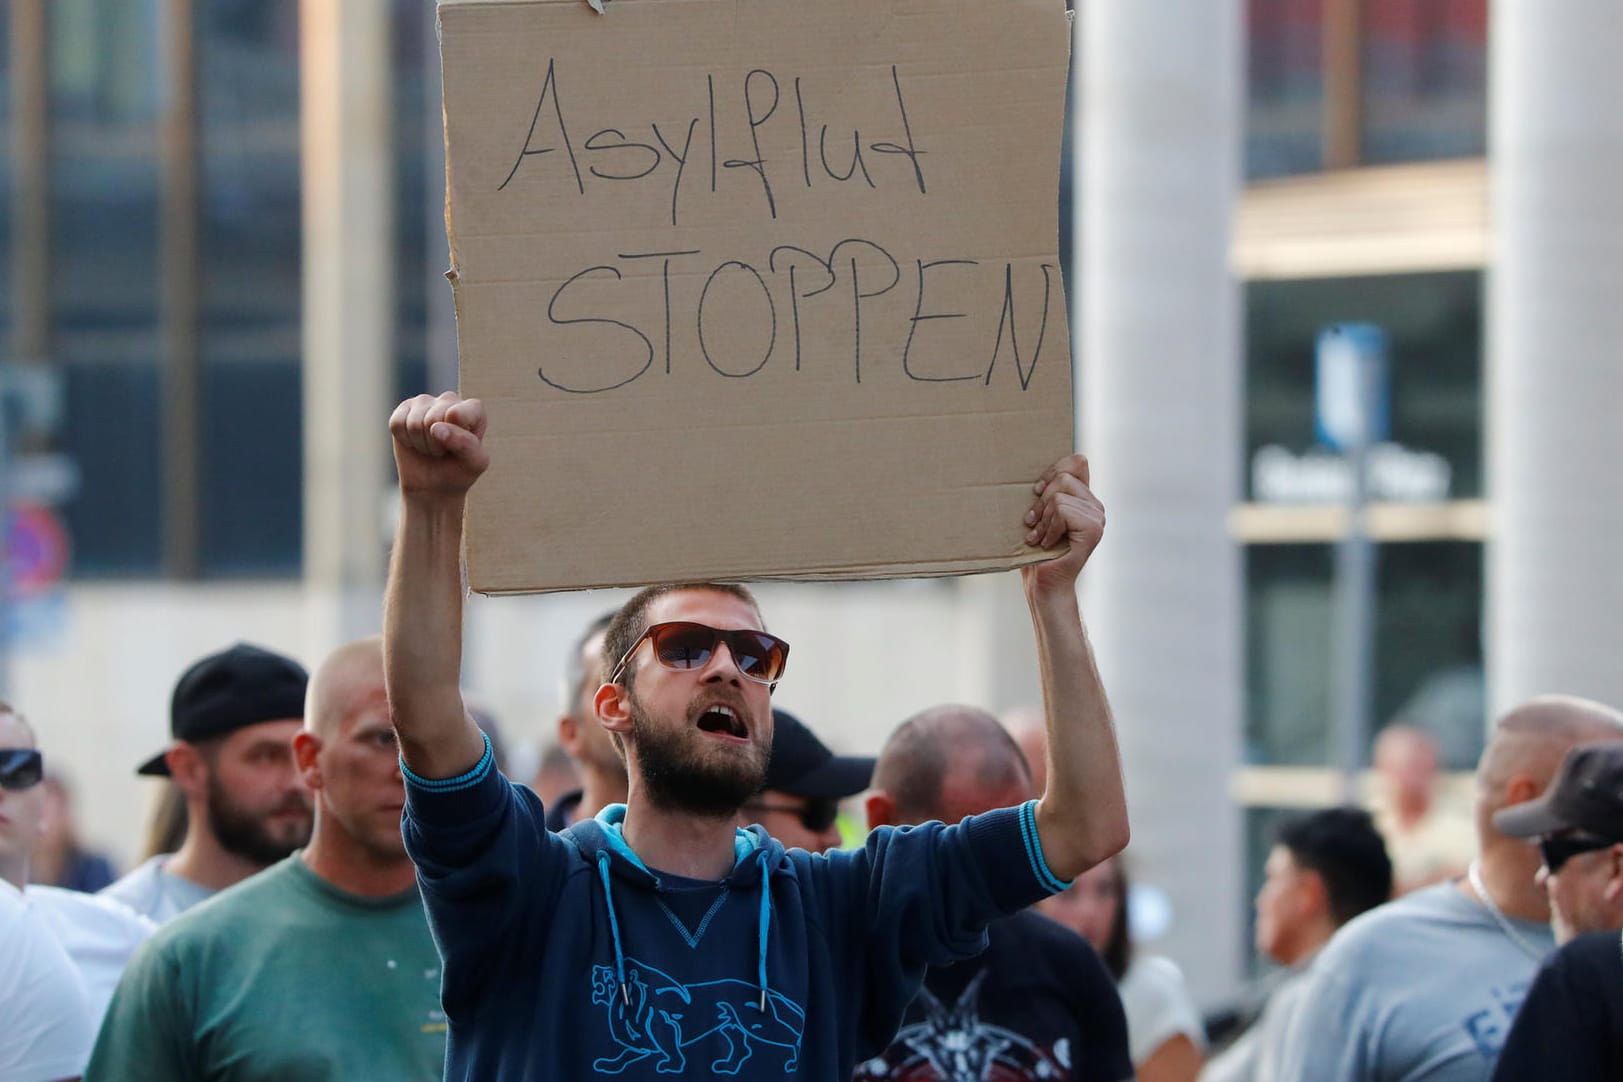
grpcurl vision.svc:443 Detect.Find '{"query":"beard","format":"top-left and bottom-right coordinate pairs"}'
top-left (630, 694), bottom-right (767, 817)
top-left (206, 774), bottom-right (313, 867)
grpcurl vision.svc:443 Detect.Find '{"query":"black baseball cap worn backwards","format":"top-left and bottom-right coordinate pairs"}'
top-left (1494, 742), bottom-right (1623, 842)
top-left (764, 709), bottom-right (875, 799)
top-left (136, 643), bottom-right (309, 777)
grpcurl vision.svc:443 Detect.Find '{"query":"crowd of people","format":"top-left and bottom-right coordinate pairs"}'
top-left (1, 391), bottom-right (1619, 1080)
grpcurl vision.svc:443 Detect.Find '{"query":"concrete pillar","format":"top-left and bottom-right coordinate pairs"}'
top-left (1488, 3), bottom-right (1623, 715)
top-left (1078, 2), bottom-right (1244, 1006)
top-left (300, 0), bottom-right (394, 654)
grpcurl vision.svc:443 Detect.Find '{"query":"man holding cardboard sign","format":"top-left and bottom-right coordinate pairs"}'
top-left (384, 390), bottom-right (1126, 1080)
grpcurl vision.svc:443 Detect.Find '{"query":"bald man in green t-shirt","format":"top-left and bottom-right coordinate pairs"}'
top-left (87, 638), bottom-right (446, 1082)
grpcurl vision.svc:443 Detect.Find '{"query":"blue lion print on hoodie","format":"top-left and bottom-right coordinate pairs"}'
top-left (402, 732), bottom-right (1071, 1080)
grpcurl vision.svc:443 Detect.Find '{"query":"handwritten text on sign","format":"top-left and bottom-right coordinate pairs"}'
top-left (440, 0), bottom-right (1072, 592)
top-left (491, 60), bottom-right (1058, 396)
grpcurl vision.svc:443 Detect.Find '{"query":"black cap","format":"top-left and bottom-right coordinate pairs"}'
top-left (763, 709), bottom-right (874, 799)
top-left (1494, 743), bottom-right (1623, 840)
top-left (136, 644), bottom-right (309, 777)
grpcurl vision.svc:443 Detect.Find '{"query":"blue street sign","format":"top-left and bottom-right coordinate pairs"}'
top-left (1315, 323), bottom-right (1389, 453)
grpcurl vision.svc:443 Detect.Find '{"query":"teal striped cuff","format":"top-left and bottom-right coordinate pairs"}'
top-left (1017, 799), bottom-right (1072, 894)
top-left (400, 731), bottom-right (493, 793)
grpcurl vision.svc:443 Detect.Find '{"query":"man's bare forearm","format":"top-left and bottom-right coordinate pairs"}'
top-left (384, 494), bottom-right (487, 778)
top-left (1028, 580), bottom-right (1129, 881)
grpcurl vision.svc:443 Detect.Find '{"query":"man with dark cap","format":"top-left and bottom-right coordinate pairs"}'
top-left (1491, 741), bottom-right (1623, 1081)
top-left (101, 643), bottom-right (313, 923)
top-left (87, 638), bottom-right (446, 1082)
top-left (739, 708), bottom-right (874, 853)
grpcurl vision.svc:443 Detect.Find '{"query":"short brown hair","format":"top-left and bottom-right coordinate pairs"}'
top-left (603, 583), bottom-right (763, 691)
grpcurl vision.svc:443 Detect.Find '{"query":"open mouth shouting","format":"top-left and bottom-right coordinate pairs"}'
top-left (694, 702), bottom-right (750, 744)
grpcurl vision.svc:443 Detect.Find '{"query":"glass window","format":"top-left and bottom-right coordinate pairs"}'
top-left (1246, 540), bottom-right (1485, 770)
top-left (1246, 271), bottom-right (1483, 501)
top-left (50, 0), bottom-right (165, 576)
top-left (198, 1), bottom-right (302, 575)
top-left (1246, 0), bottom-right (1325, 179)
top-left (1360, 0), bottom-right (1487, 165)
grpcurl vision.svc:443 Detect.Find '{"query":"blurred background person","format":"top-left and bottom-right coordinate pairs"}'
top-left (1489, 742), bottom-right (1623, 1081)
top-left (529, 742), bottom-right (580, 809)
top-left (1277, 695), bottom-right (1623, 1081)
top-left (1372, 725), bottom-right (1473, 896)
top-left (88, 637), bottom-right (446, 1082)
top-left (1202, 807), bottom-right (1392, 1082)
top-left (542, 612), bottom-right (624, 829)
top-left (1041, 855), bottom-right (1206, 1082)
top-left (0, 704), bottom-right (147, 1066)
top-left (740, 708), bottom-right (874, 854)
top-left (136, 781), bottom-right (189, 866)
top-left (1, 869), bottom-right (93, 1082)
top-left (29, 773), bottom-right (118, 893)
top-left (102, 643), bottom-right (313, 923)
top-left (1001, 705), bottom-right (1049, 794)
top-left (858, 704), bottom-right (1131, 1082)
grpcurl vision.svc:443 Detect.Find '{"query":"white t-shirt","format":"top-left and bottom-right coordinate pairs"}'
top-left (99, 854), bottom-right (214, 924)
top-left (1119, 953), bottom-right (1208, 1067)
top-left (30, 884), bottom-right (156, 1026)
top-left (0, 880), bottom-right (95, 1082)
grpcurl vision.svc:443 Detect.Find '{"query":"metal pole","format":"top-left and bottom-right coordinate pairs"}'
top-left (1333, 356), bottom-right (1378, 803)
top-left (159, 0), bottom-right (201, 579)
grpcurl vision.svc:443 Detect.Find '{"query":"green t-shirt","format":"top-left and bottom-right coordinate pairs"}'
top-left (86, 854), bottom-right (446, 1082)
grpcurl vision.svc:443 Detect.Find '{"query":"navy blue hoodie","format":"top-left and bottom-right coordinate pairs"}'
top-left (402, 735), bottom-right (1071, 1080)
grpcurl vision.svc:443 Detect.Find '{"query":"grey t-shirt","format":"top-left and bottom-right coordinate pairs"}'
top-left (99, 855), bottom-right (214, 924)
top-left (1276, 881), bottom-right (1553, 1082)
top-left (1201, 959), bottom-right (1314, 1082)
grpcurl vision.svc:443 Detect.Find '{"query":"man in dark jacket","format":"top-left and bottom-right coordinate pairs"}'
top-left (1491, 741), bottom-right (1623, 1081)
top-left (857, 704), bottom-right (1132, 1082)
top-left (383, 390), bottom-right (1129, 1080)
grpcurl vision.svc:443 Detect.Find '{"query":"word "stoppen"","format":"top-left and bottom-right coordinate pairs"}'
top-left (536, 242), bottom-right (1056, 395)
top-left (497, 60), bottom-right (928, 226)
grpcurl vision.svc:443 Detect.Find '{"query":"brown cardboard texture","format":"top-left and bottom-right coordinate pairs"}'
top-left (439, 0), bottom-right (1074, 593)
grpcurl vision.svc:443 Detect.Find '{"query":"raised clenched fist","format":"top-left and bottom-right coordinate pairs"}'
top-left (389, 392), bottom-right (491, 499)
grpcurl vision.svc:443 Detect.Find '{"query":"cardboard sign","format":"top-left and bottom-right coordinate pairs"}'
top-left (440, 0), bottom-right (1073, 593)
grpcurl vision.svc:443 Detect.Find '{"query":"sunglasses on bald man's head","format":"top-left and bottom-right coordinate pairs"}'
top-left (610, 622), bottom-right (790, 687)
top-left (1539, 830), bottom-right (1615, 874)
top-left (0, 749), bottom-right (43, 792)
top-left (745, 797), bottom-right (839, 834)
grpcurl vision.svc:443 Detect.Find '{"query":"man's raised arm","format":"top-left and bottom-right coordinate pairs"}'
top-left (1021, 453), bottom-right (1130, 881)
top-left (384, 391), bottom-right (491, 778)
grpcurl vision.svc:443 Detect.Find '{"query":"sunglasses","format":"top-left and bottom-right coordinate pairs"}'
top-left (0, 748), bottom-right (43, 792)
top-left (745, 798), bottom-right (839, 834)
top-left (1539, 831), bottom-right (1615, 874)
top-left (610, 622), bottom-right (790, 687)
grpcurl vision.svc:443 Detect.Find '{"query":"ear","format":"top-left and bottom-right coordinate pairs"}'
top-left (596, 682), bottom-right (632, 738)
top-left (557, 713), bottom-right (581, 753)
top-left (865, 790), bottom-right (898, 831)
top-left (1604, 845), bottom-right (1623, 904)
top-left (292, 731), bottom-right (323, 791)
top-left (1298, 868), bottom-right (1331, 920)
top-left (164, 742), bottom-right (209, 798)
top-left (1504, 773), bottom-right (1541, 807)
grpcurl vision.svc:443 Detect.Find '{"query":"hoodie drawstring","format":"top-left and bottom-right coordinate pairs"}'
top-left (756, 849), bottom-right (772, 1011)
top-left (595, 843), bottom-right (774, 1012)
top-left (597, 853), bottom-right (630, 1004)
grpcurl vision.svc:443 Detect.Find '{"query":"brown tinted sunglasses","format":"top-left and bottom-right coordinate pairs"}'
top-left (610, 622), bottom-right (790, 687)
